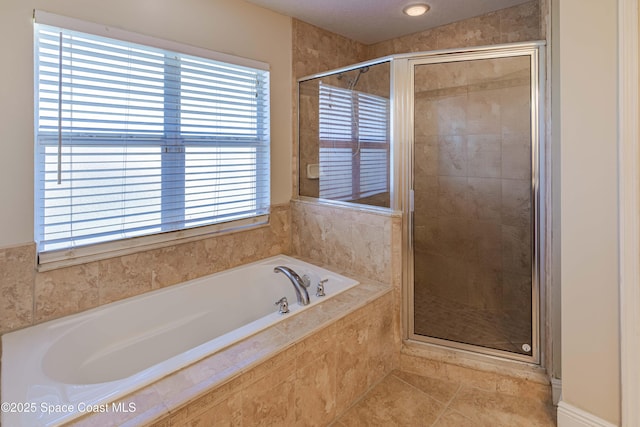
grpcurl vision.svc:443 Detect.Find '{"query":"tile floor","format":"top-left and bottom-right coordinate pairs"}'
top-left (334, 370), bottom-right (556, 427)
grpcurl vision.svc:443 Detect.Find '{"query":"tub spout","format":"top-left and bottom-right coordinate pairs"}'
top-left (273, 266), bottom-right (311, 306)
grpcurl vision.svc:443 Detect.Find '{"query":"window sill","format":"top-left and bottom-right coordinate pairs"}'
top-left (36, 215), bottom-right (270, 272)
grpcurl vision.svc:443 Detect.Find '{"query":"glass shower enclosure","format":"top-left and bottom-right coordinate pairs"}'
top-left (297, 42), bottom-right (544, 363)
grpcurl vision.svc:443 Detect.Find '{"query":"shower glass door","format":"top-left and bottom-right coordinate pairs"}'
top-left (411, 53), bottom-right (538, 359)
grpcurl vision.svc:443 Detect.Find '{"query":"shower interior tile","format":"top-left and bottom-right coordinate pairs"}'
top-left (467, 178), bottom-right (502, 221)
top-left (437, 96), bottom-right (468, 136)
top-left (467, 89), bottom-right (502, 135)
top-left (501, 179), bottom-right (531, 228)
top-left (467, 134), bottom-right (502, 178)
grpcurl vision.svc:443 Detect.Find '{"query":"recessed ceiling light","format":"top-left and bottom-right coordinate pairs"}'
top-left (403, 3), bottom-right (430, 17)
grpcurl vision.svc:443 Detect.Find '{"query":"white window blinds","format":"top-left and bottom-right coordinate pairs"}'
top-left (34, 22), bottom-right (270, 254)
top-left (318, 82), bottom-right (389, 201)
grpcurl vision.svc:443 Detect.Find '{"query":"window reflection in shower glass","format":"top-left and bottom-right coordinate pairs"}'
top-left (412, 56), bottom-right (534, 356)
top-left (298, 62), bottom-right (391, 208)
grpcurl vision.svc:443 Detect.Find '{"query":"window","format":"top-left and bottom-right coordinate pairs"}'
top-left (34, 15), bottom-right (270, 260)
top-left (318, 82), bottom-right (389, 201)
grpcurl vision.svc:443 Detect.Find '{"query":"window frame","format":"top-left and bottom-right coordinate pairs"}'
top-left (33, 11), bottom-right (271, 270)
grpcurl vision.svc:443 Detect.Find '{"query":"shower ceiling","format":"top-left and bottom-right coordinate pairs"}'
top-left (245, 0), bottom-right (532, 44)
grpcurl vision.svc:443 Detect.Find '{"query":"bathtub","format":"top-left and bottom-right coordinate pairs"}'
top-left (2, 255), bottom-right (359, 426)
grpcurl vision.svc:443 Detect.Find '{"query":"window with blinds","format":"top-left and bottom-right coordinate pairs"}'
top-left (318, 82), bottom-right (389, 202)
top-left (34, 22), bottom-right (270, 256)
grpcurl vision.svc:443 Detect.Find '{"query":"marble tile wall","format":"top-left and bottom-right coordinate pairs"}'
top-left (292, 19), bottom-right (367, 81)
top-left (366, 0), bottom-right (541, 59)
top-left (0, 204), bottom-right (291, 335)
top-left (290, 200), bottom-right (397, 284)
top-left (290, 199), bottom-right (403, 354)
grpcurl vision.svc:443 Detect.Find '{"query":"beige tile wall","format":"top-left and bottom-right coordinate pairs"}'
top-left (0, 204), bottom-right (290, 335)
top-left (291, 200), bottom-right (396, 284)
top-left (366, 0), bottom-right (541, 59)
top-left (290, 199), bottom-right (403, 362)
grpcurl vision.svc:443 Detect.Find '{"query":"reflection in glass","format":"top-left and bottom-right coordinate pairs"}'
top-left (298, 62), bottom-right (391, 208)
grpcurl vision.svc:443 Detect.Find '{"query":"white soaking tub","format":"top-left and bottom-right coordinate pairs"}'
top-left (2, 255), bottom-right (359, 426)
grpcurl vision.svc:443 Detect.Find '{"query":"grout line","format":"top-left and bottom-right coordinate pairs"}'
top-left (391, 372), bottom-right (459, 407)
top-left (428, 384), bottom-right (464, 427)
top-left (332, 370), bottom-right (392, 423)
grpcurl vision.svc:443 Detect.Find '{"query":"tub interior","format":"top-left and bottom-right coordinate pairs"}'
top-left (2, 255), bottom-right (358, 427)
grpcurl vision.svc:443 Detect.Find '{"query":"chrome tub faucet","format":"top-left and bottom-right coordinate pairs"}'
top-left (273, 266), bottom-right (311, 306)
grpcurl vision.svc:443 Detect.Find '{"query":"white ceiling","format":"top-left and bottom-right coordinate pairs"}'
top-left (246, 0), bottom-right (532, 44)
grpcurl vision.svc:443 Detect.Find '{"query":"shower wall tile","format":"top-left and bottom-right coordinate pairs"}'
top-left (501, 179), bottom-right (531, 227)
top-left (434, 217), bottom-right (470, 260)
top-left (467, 134), bottom-right (502, 178)
top-left (503, 272), bottom-right (533, 314)
top-left (414, 99), bottom-right (439, 138)
top-left (502, 131), bottom-right (531, 149)
top-left (500, 85), bottom-right (532, 135)
top-left (365, 0), bottom-right (540, 60)
top-left (467, 264), bottom-right (503, 310)
top-left (437, 96), bottom-right (468, 136)
top-left (0, 243), bottom-right (35, 333)
top-left (438, 135), bottom-right (467, 176)
top-left (0, 204), bottom-right (291, 335)
top-left (502, 145), bottom-right (531, 180)
top-left (467, 89), bottom-right (502, 135)
top-left (292, 19), bottom-right (367, 80)
top-left (468, 220), bottom-right (503, 270)
top-left (438, 176), bottom-right (468, 217)
top-left (467, 177), bottom-right (502, 221)
top-left (435, 13), bottom-right (501, 50)
top-left (501, 225), bottom-right (532, 276)
top-left (500, 0), bottom-right (541, 43)
top-left (414, 176), bottom-right (439, 221)
top-left (414, 135), bottom-right (439, 177)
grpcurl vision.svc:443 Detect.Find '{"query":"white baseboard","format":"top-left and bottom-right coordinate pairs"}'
top-left (557, 401), bottom-right (618, 427)
top-left (551, 377), bottom-right (562, 406)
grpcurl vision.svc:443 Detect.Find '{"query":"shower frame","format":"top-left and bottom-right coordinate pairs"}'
top-left (296, 41), bottom-right (546, 365)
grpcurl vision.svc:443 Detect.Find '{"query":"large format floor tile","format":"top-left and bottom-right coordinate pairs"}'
top-left (334, 370), bottom-right (556, 427)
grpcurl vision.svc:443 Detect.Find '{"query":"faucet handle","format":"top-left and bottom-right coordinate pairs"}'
top-left (275, 297), bottom-right (290, 314)
top-left (316, 279), bottom-right (328, 297)
top-left (301, 274), bottom-right (311, 288)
